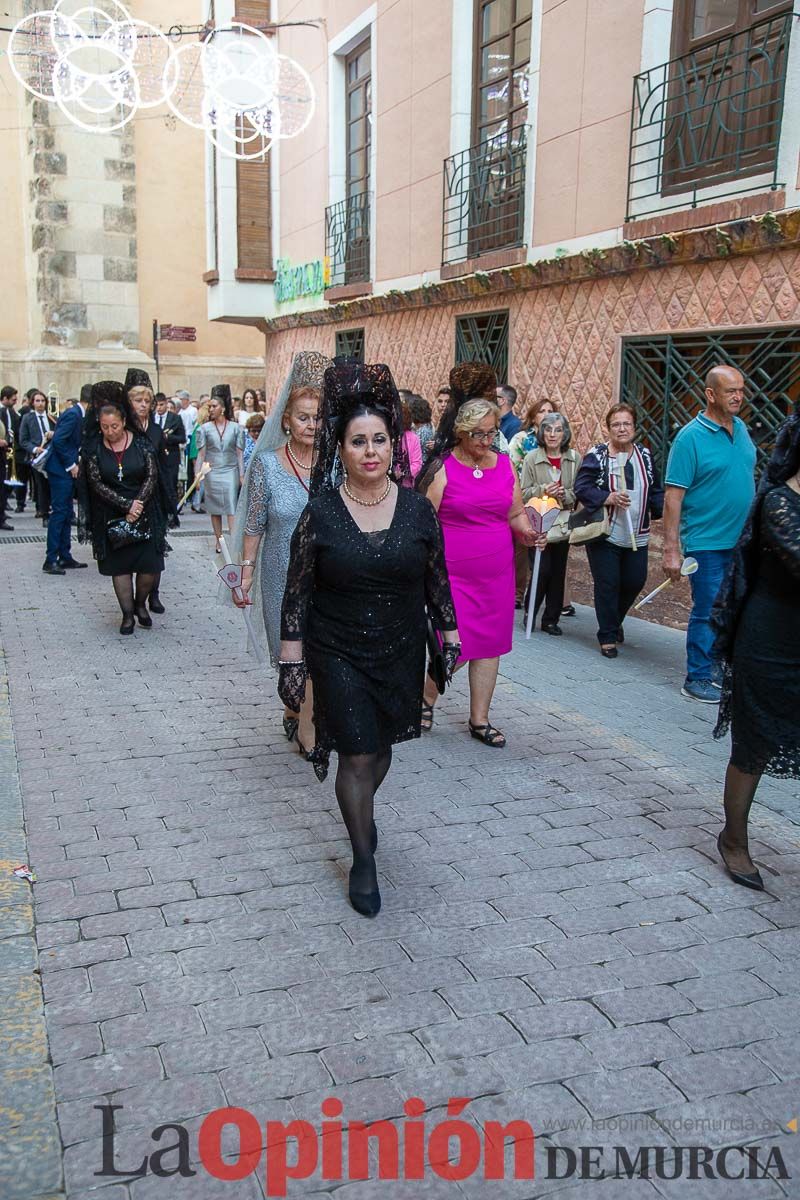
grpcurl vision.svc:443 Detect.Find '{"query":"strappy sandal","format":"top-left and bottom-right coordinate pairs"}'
top-left (282, 714), bottom-right (299, 742)
top-left (420, 702), bottom-right (435, 732)
top-left (468, 721), bottom-right (506, 749)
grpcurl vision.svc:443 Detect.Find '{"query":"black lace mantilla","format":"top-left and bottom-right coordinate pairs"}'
top-left (311, 358), bottom-right (410, 497)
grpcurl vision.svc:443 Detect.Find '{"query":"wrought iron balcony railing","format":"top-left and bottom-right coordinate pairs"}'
top-left (325, 192), bottom-right (370, 289)
top-left (442, 127), bottom-right (527, 266)
top-left (626, 12), bottom-right (793, 221)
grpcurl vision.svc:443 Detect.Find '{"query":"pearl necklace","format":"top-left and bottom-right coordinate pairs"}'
top-left (286, 441), bottom-right (312, 473)
top-left (343, 476), bottom-right (392, 507)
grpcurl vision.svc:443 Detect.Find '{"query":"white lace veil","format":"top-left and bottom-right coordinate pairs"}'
top-left (219, 350), bottom-right (332, 636)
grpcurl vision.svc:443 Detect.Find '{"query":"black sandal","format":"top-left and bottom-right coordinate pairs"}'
top-left (468, 721), bottom-right (506, 748)
top-left (420, 702), bottom-right (434, 732)
top-left (282, 714), bottom-right (299, 742)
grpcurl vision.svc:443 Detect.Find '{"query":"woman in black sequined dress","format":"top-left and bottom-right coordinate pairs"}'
top-left (711, 411), bottom-right (800, 890)
top-left (278, 360), bottom-right (460, 917)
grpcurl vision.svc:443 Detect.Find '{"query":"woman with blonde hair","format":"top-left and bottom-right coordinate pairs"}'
top-left (230, 352), bottom-right (331, 754)
top-left (417, 362), bottom-right (537, 747)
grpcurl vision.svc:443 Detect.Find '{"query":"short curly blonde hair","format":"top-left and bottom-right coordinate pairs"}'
top-left (454, 398), bottom-right (499, 435)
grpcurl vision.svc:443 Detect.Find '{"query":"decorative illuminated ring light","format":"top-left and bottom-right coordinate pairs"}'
top-left (8, 3), bottom-right (316, 158)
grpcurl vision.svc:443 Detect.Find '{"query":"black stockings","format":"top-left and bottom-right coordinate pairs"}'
top-left (112, 574), bottom-right (134, 617)
top-left (721, 762), bottom-right (761, 874)
top-left (112, 572), bottom-right (156, 617)
top-left (335, 749), bottom-right (392, 893)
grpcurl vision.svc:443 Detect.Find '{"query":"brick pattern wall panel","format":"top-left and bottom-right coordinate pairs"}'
top-left (264, 247), bottom-right (800, 447)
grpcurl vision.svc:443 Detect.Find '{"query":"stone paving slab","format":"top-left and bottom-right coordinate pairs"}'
top-left (0, 528), bottom-right (798, 1200)
top-left (0, 639), bottom-right (64, 1199)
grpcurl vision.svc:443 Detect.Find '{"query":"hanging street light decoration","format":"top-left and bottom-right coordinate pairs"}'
top-left (8, 1), bottom-right (316, 159)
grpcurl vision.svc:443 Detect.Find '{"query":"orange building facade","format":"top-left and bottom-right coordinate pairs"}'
top-left (208, 0), bottom-right (800, 467)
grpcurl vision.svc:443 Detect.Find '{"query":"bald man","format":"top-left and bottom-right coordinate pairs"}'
top-left (663, 365), bottom-right (756, 703)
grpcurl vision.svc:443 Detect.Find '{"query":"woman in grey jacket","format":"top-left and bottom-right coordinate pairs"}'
top-left (520, 413), bottom-right (581, 635)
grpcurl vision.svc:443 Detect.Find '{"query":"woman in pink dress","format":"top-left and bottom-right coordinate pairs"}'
top-left (418, 363), bottom-right (537, 747)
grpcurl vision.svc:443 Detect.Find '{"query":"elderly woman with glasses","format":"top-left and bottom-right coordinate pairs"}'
top-left (574, 403), bottom-right (664, 658)
top-left (418, 362), bottom-right (537, 748)
top-left (520, 412), bottom-right (582, 635)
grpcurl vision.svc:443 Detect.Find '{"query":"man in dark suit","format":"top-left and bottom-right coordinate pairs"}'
top-left (0, 385), bottom-right (23, 524)
top-left (19, 390), bottom-right (55, 523)
top-left (44, 388), bottom-right (89, 574)
top-left (152, 391), bottom-right (186, 509)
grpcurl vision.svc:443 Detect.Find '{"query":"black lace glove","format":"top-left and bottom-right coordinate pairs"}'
top-left (443, 642), bottom-right (461, 683)
top-left (277, 661), bottom-right (307, 711)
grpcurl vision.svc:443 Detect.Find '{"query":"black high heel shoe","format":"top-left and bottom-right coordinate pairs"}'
top-left (148, 592), bottom-right (165, 614)
top-left (119, 614), bottom-right (135, 635)
top-left (282, 714), bottom-right (299, 742)
top-left (134, 605), bottom-right (153, 628)
top-left (348, 863), bottom-right (381, 918)
top-left (717, 832), bottom-right (764, 891)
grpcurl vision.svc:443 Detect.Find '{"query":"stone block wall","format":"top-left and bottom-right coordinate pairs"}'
top-left (24, 93), bottom-right (139, 352)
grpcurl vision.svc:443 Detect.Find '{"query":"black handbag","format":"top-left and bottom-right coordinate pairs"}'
top-left (426, 616), bottom-right (447, 695)
top-left (106, 515), bottom-right (150, 550)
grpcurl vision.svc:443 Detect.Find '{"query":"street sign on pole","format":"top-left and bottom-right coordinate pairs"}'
top-left (159, 324), bottom-right (197, 342)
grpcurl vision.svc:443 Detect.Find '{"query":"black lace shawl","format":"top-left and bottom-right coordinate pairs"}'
top-left (711, 410), bottom-right (800, 738)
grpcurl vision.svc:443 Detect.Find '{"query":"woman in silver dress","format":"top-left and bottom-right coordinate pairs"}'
top-left (229, 351), bottom-right (331, 754)
top-left (196, 384), bottom-right (246, 552)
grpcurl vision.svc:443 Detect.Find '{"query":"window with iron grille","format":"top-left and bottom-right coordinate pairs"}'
top-left (628, 2), bottom-right (792, 218)
top-left (620, 327), bottom-right (800, 474)
top-left (326, 38), bottom-right (371, 288)
top-left (455, 311), bottom-right (509, 382)
top-left (335, 328), bottom-right (365, 362)
top-left (441, 1), bottom-right (531, 265)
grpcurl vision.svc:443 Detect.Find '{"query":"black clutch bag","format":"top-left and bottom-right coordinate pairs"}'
top-left (426, 616), bottom-right (447, 695)
top-left (106, 516), bottom-right (149, 550)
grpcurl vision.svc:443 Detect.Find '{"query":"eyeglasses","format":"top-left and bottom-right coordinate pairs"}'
top-left (468, 430), bottom-right (496, 443)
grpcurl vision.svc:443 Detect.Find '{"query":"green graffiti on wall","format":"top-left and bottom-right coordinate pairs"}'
top-left (275, 257), bottom-right (330, 302)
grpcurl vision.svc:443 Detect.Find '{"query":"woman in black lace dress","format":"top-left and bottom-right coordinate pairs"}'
top-left (279, 360), bottom-right (460, 917)
top-left (711, 411), bottom-right (800, 890)
top-left (79, 382), bottom-right (167, 635)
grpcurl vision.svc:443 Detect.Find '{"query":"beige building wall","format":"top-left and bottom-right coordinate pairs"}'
top-left (533, 0), bottom-right (645, 247)
top-left (0, 1), bottom-right (265, 401)
top-left (275, 0), bottom-right (453, 287)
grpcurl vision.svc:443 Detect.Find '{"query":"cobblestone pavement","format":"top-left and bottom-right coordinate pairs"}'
top-left (1, 521), bottom-right (798, 1200)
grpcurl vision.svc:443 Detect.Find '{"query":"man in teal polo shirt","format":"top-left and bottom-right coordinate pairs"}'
top-left (663, 365), bottom-right (756, 703)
